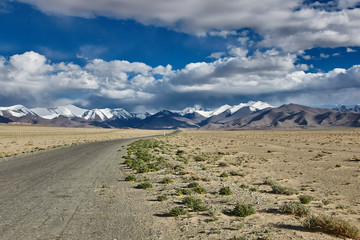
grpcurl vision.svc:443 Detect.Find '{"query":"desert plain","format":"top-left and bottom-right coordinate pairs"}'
top-left (121, 129), bottom-right (360, 239)
top-left (1, 125), bottom-right (360, 239)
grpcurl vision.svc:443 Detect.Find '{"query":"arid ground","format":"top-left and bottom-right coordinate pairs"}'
top-left (0, 124), bottom-right (168, 158)
top-left (1, 126), bottom-right (359, 239)
top-left (122, 129), bottom-right (360, 239)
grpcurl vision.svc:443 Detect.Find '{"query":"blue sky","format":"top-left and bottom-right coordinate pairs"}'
top-left (0, 0), bottom-right (360, 112)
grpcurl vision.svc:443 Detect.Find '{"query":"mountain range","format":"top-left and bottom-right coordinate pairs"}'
top-left (0, 101), bottom-right (360, 130)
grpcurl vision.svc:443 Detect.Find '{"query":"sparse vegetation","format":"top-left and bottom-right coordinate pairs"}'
top-left (136, 182), bottom-right (152, 189)
top-left (157, 195), bottom-right (169, 201)
top-left (299, 195), bottom-right (314, 204)
top-left (169, 207), bottom-right (188, 216)
top-left (230, 203), bottom-right (256, 217)
top-left (303, 214), bottom-right (360, 239)
top-left (271, 184), bottom-right (298, 195)
top-left (220, 172), bottom-right (229, 178)
top-left (183, 196), bottom-right (208, 212)
top-left (192, 186), bottom-right (207, 194)
top-left (279, 201), bottom-right (311, 217)
top-left (219, 186), bottom-right (232, 196)
top-left (125, 175), bottom-right (137, 181)
top-left (160, 178), bottom-right (173, 184)
top-left (176, 188), bottom-right (191, 196)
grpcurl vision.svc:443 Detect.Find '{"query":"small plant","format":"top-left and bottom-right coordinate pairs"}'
top-left (187, 182), bottom-right (200, 188)
top-left (101, 184), bottom-right (110, 189)
top-left (322, 199), bottom-right (331, 205)
top-left (194, 155), bottom-right (207, 162)
top-left (303, 214), bottom-right (360, 239)
top-left (219, 186), bottom-right (232, 196)
top-left (220, 172), bottom-right (229, 178)
top-left (183, 196), bottom-right (208, 212)
top-left (169, 207), bottom-right (188, 216)
top-left (160, 178), bottom-right (173, 184)
top-left (299, 195), bottom-right (314, 204)
top-left (218, 162), bottom-right (228, 167)
top-left (230, 203), bottom-right (256, 217)
top-left (136, 182), bottom-right (153, 189)
top-left (249, 187), bottom-right (258, 192)
top-left (176, 188), bottom-right (191, 196)
top-left (157, 195), bottom-right (169, 201)
top-left (192, 186), bottom-right (207, 194)
top-left (263, 178), bottom-right (278, 186)
top-left (207, 207), bottom-right (221, 221)
top-left (230, 170), bottom-right (246, 177)
top-left (271, 184), bottom-right (298, 195)
top-left (240, 184), bottom-right (248, 189)
top-left (280, 201), bottom-right (311, 217)
top-left (125, 175), bottom-right (137, 182)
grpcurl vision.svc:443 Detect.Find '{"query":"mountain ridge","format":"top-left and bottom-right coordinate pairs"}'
top-left (1, 102), bottom-right (360, 130)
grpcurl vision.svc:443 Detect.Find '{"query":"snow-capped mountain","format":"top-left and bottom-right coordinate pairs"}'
top-left (31, 105), bottom-right (88, 119)
top-left (332, 104), bottom-right (360, 113)
top-left (0, 105), bottom-right (36, 118)
top-left (177, 101), bottom-right (273, 118)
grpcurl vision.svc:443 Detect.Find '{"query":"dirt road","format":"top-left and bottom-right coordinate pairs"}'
top-left (0, 138), bottom-right (178, 240)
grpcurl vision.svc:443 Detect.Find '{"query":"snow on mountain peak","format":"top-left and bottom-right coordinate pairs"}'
top-left (0, 105), bottom-right (35, 117)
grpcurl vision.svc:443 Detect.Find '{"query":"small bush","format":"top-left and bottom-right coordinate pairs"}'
top-left (220, 172), bottom-right (229, 178)
top-left (136, 182), bottom-right (152, 189)
top-left (303, 214), bottom-right (360, 239)
top-left (170, 207), bottom-right (188, 216)
top-left (271, 184), bottom-right (298, 195)
top-left (192, 186), bottom-right (207, 194)
top-left (231, 203), bottom-right (256, 217)
top-left (176, 188), bottom-right (191, 196)
top-left (219, 162), bottom-right (228, 167)
top-left (157, 195), bottom-right (169, 201)
top-left (187, 182), bottom-right (200, 188)
top-left (263, 178), bottom-right (278, 186)
top-left (299, 195), bottom-right (314, 204)
top-left (280, 201), bottom-right (311, 217)
top-left (240, 184), bottom-right (248, 189)
top-left (230, 171), bottom-right (246, 177)
top-left (183, 196), bottom-right (208, 212)
top-left (249, 187), bottom-right (258, 192)
top-left (219, 186), bottom-right (232, 196)
top-left (194, 155), bottom-right (207, 162)
top-left (160, 178), bottom-right (173, 184)
top-left (125, 175), bottom-right (137, 182)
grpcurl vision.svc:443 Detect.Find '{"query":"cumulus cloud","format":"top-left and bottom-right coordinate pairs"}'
top-left (2, 51), bottom-right (360, 110)
top-left (17, 0), bottom-right (360, 52)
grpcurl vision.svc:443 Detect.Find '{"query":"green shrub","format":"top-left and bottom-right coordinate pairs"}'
top-left (299, 195), bottom-right (314, 204)
top-left (157, 195), bottom-right (169, 201)
top-left (169, 207), bottom-right (188, 216)
top-left (303, 214), bottom-right (360, 239)
top-left (230, 171), bottom-right (246, 177)
top-left (271, 184), bottom-right (298, 195)
top-left (183, 196), bottom-right (208, 212)
top-left (125, 175), bottom-right (137, 182)
top-left (187, 182), bottom-right (200, 188)
top-left (176, 188), bottom-right (191, 196)
top-left (263, 178), bottom-right (278, 186)
top-left (219, 186), bottom-right (232, 196)
top-left (160, 178), bottom-right (173, 184)
top-left (220, 172), bottom-right (229, 178)
top-left (194, 155), bottom-right (207, 162)
top-left (280, 201), bottom-right (310, 217)
top-left (192, 186), bottom-right (207, 194)
top-left (136, 182), bottom-right (153, 189)
top-left (231, 203), bottom-right (256, 217)
top-left (218, 162), bottom-right (228, 167)
top-left (240, 184), bottom-right (248, 189)
top-left (249, 187), bottom-right (258, 192)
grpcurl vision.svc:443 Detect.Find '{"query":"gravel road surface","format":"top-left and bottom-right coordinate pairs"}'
top-left (0, 138), bottom-right (178, 240)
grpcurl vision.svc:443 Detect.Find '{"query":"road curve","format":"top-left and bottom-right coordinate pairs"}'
top-left (0, 137), bottom-right (178, 240)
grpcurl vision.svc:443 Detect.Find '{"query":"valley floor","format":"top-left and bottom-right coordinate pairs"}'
top-left (122, 129), bottom-right (360, 239)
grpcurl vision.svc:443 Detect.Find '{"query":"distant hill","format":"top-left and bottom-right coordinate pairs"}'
top-left (1, 102), bottom-right (360, 129)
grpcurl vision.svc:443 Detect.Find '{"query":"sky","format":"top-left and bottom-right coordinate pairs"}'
top-left (0, 0), bottom-right (360, 112)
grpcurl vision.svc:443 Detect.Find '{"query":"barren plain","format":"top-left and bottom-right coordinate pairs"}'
top-left (122, 129), bottom-right (360, 239)
top-left (0, 124), bottom-right (168, 158)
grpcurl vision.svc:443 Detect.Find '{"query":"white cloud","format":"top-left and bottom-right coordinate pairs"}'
top-left (17, 0), bottom-right (360, 52)
top-left (347, 47), bottom-right (357, 52)
top-left (1, 51), bottom-right (360, 110)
